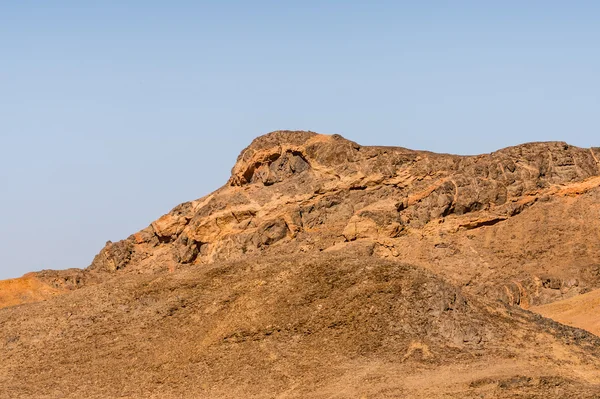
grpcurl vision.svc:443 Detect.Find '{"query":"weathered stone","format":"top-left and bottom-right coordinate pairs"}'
top-left (3, 131), bottom-right (600, 398)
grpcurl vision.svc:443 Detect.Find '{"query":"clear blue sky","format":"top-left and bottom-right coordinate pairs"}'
top-left (1, 1), bottom-right (599, 279)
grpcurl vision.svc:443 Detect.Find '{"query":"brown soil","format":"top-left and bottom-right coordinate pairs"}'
top-left (0, 274), bottom-right (63, 307)
top-left (3, 252), bottom-right (600, 398)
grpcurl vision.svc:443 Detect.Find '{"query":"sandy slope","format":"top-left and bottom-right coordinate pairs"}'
top-left (532, 288), bottom-right (600, 336)
top-left (2, 252), bottom-right (600, 398)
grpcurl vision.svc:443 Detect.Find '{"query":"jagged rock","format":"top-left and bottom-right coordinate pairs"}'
top-left (58, 131), bottom-right (599, 309)
top-left (88, 239), bottom-right (135, 272)
top-left (152, 214), bottom-right (189, 241)
top-left (2, 131), bottom-right (600, 398)
top-left (7, 131), bottom-right (600, 308)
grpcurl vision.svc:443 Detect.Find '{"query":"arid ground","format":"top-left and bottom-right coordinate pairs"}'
top-left (2, 131), bottom-right (600, 398)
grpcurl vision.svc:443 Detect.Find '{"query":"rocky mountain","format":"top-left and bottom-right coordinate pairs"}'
top-left (2, 131), bottom-right (600, 398)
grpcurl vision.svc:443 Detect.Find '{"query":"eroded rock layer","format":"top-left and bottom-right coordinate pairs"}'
top-left (79, 131), bottom-right (600, 308)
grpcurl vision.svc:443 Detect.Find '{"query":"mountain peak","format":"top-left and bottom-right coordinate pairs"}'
top-left (229, 131), bottom-right (361, 186)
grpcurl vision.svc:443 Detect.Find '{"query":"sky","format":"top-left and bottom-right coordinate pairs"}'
top-left (1, 1), bottom-right (599, 279)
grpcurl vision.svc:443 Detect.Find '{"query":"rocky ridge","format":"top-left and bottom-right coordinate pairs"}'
top-left (72, 131), bottom-right (600, 308)
top-left (2, 131), bottom-right (600, 398)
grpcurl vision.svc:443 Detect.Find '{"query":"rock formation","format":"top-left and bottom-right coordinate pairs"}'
top-left (2, 131), bottom-right (600, 398)
top-left (50, 131), bottom-right (600, 308)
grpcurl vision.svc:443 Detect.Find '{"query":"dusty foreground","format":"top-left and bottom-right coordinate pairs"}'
top-left (2, 131), bottom-right (600, 397)
top-left (2, 251), bottom-right (600, 398)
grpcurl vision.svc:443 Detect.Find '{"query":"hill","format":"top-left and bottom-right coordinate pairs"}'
top-left (1, 131), bottom-right (600, 398)
top-left (3, 252), bottom-right (600, 398)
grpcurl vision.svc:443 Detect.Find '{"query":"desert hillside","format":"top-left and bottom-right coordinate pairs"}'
top-left (532, 288), bottom-right (600, 336)
top-left (2, 131), bottom-right (600, 398)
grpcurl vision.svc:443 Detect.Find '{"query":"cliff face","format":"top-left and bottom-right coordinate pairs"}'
top-left (2, 131), bottom-right (600, 398)
top-left (85, 131), bottom-right (600, 307)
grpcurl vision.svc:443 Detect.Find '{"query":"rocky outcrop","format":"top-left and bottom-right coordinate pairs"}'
top-left (63, 131), bottom-right (599, 310)
top-left (0, 131), bottom-right (597, 307)
top-left (5, 131), bottom-right (600, 310)
top-left (3, 131), bottom-right (600, 398)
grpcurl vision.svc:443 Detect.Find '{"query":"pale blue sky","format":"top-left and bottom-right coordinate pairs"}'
top-left (1, 1), bottom-right (599, 279)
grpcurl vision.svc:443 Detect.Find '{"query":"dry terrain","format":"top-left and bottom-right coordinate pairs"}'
top-left (2, 131), bottom-right (600, 398)
top-left (532, 288), bottom-right (600, 336)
